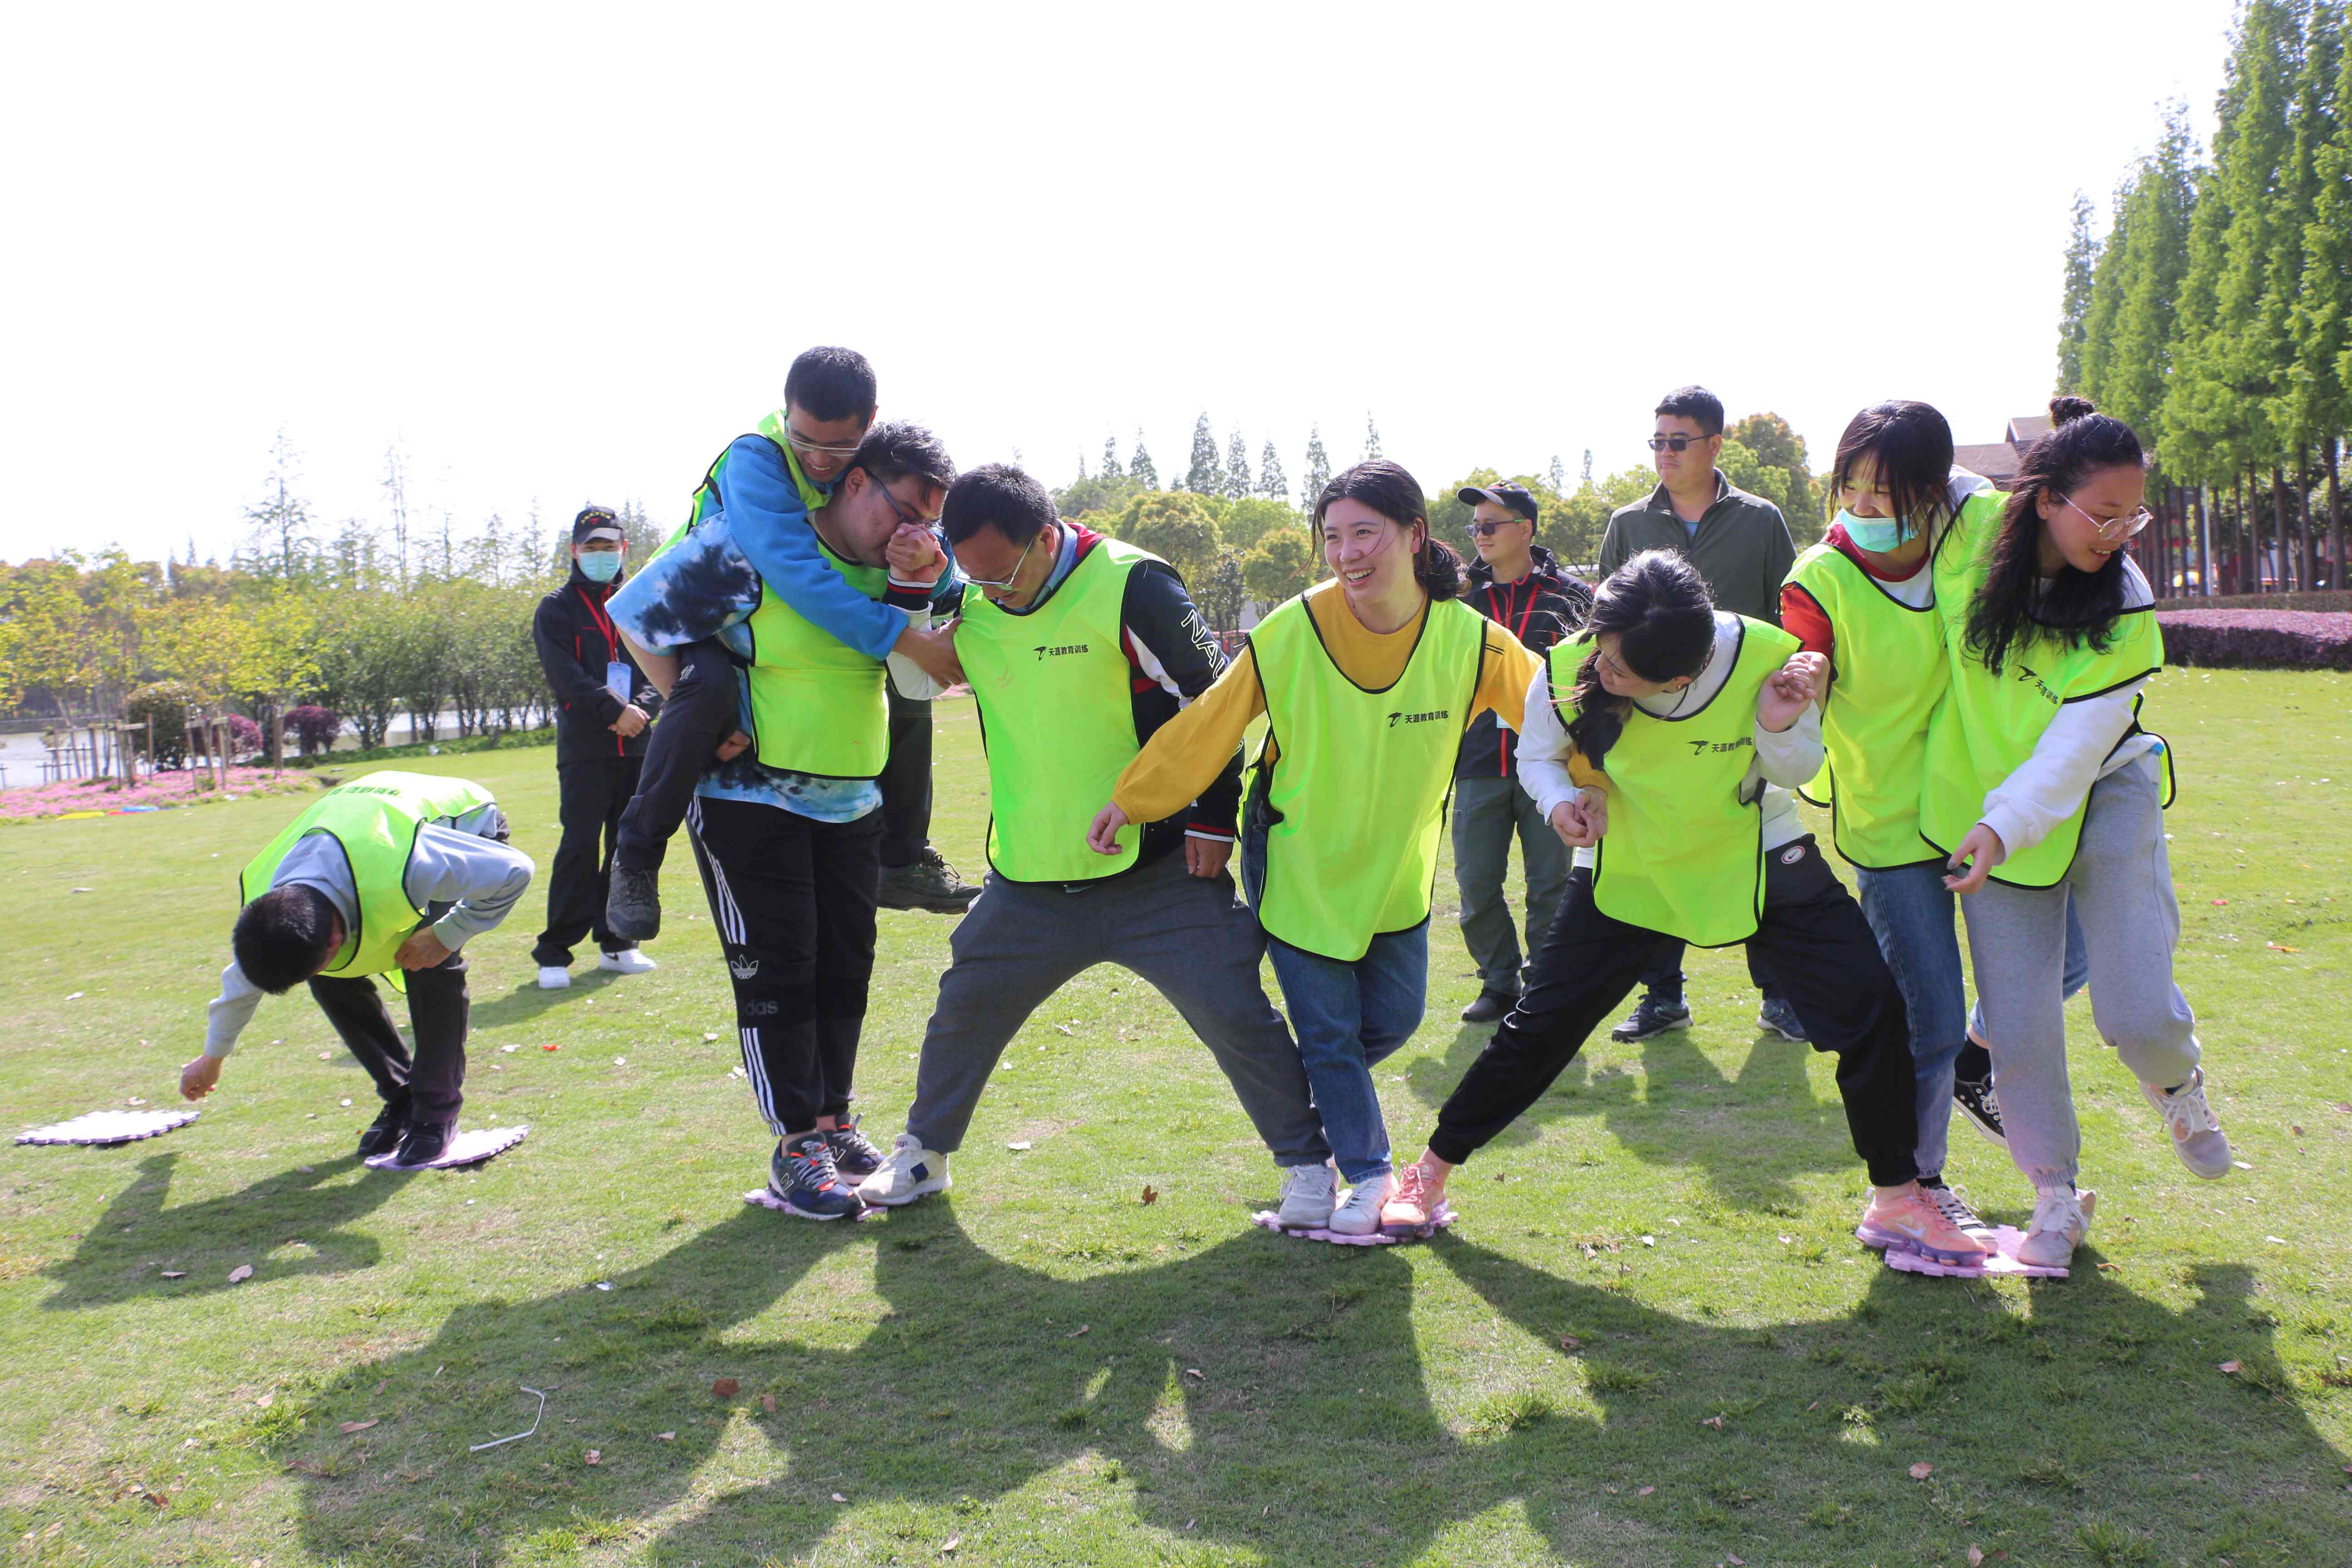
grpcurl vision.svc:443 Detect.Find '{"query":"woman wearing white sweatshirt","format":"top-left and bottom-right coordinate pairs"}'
top-left (1928, 397), bottom-right (2230, 1269)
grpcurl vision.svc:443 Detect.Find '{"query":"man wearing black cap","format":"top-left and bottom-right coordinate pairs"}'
top-left (529, 507), bottom-right (663, 989)
top-left (1451, 482), bottom-right (1592, 1024)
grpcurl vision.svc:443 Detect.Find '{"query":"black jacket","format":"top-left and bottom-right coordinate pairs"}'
top-left (1456, 544), bottom-right (1593, 779)
top-left (533, 568), bottom-right (664, 764)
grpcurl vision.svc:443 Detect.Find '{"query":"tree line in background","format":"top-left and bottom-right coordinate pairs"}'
top-left (2054, 0), bottom-right (2350, 595)
top-left (1054, 411), bottom-right (1826, 622)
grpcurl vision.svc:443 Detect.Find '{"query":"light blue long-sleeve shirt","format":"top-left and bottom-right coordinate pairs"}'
top-left (715, 436), bottom-right (906, 662)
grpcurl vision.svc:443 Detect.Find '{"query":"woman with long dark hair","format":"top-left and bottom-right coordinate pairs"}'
top-left (1086, 460), bottom-right (1543, 1235)
top-left (1925, 396), bottom-right (2228, 1269)
top-left (1782, 400), bottom-right (2087, 1240)
top-left (1384, 550), bottom-right (1987, 1265)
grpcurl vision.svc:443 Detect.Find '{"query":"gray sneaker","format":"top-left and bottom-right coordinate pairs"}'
top-left (1756, 994), bottom-right (1808, 1042)
top-left (878, 847), bottom-right (981, 914)
top-left (2015, 1186), bottom-right (2097, 1269)
top-left (2142, 1068), bottom-right (2231, 1179)
top-left (1274, 1162), bottom-right (1337, 1229)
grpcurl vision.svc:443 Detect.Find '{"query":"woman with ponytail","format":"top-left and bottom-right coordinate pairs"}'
top-left (1088, 460), bottom-right (1543, 1235)
top-left (1780, 400), bottom-right (2090, 1242)
top-left (1385, 549), bottom-right (1990, 1268)
top-left (1926, 396), bottom-right (2229, 1270)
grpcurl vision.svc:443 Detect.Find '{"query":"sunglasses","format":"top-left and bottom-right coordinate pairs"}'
top-left (1645, 434), bottom-right (1715, 452)
top-left (1464, 519), bottom-right (1527, 538)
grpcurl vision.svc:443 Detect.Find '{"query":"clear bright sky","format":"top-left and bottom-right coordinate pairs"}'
top-left (0, 0), bottom-right (2237, 567)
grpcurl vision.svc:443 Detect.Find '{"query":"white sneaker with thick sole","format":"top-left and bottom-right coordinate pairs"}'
top-left (856, 1132), bottom-right (951, 1207)
top-left (1275, 1162), bottom-right (1338, 1229)
top-left (598, 949), bottom-right (658, 976)
top-left (536, 966), bottom-right (571, 990)
top-left (1328, 1171), bottom-right (1395, 1237)
top-left (2015, 1186), bottom-right (2097, 1269)
top-left (2142, 1068), bottom-right (2231, 1180)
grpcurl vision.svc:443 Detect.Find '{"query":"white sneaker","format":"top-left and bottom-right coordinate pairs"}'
top-left (856, 1132), bottom-right (951, 1207)
top-left (1328, 1171), bottom-right (1395, 1237)
top-left (598, 949), bottom-right (658, 976)
top-left (2015, 1186), bottom-right (2097, 1269)
top-left (537, 966), bottom-right (571, 990)
top-left (1275, 1162), bottom-right (1337, 1229)
top-left (2141, 1067), bottom-right (2231, 1179)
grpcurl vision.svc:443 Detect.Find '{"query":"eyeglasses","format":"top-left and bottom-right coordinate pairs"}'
top-left (2061, 495), bottom-right (2153, 542)
top-left (786, 426), bottom-right (866, 459)
top-left (864, 471), bottom-right (934, 533)
top-left (1464, 519), bottom-right (1526, 538)
top-left (1645, 434), bottom-right (1715, 453)
top-left (963, 527), bottom-right (1044, 592)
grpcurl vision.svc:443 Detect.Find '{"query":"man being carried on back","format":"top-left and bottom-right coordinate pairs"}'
top-left (602, 347), bottom-right (973, 951)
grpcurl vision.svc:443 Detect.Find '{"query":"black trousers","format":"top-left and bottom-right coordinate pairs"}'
top-left (1640, 935), bottom-right (1781, 1004)
top-left (1428, 836), bottom-right (1919, 1186)
top-left (880, 680), bottom-right (933, 869)
top-left (308, 948), bottom-right (470, 1123)
top-left (686, 794), bottom-right (883, 1136)
top-left (534, 755), bottom-right (642, 966)
top-left (615, 637), bottom-right (737, 875)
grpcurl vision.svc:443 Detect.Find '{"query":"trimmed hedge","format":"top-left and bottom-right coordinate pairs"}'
top-left (2157, 608), bottom-right (2352, 669)
top-left (2160, 589), bottom-right (2351, 613)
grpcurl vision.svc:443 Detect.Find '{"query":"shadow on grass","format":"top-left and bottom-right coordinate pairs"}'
top-left (277, 1204), bottom-right (2350, 1568)
top-left (1398, 1017), bottom-right (1852, 1214)
top-left (469, 972), bottom-right (626, 1034)
top-left (39, 1152), bottom-right (416, 1309)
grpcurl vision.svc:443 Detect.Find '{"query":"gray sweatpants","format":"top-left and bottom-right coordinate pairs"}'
top-left (902, 848), bottom-right (1332, 1166)
top-left (1961, 754), bottom-right (2200, 1191)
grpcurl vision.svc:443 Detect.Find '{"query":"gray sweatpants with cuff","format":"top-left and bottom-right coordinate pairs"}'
top-left (902, 847), bottom-right (1332, 1167)
top-left (1961, 754), bottom-right (2200, 1191)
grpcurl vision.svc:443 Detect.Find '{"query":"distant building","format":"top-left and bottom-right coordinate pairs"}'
top-left (1953, 414), bottom-right (2053, 486)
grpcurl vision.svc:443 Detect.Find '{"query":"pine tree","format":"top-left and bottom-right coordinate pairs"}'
top-left (2075, 183), bottom-right (2128, 411)
top-left (1300, 426), bottom-right (1333, 512)
top-left (1362, 413), bottom-right (1382, 461)
top-left (1130, 429), bottom-right (1158, 490)
top-left (1581, 450), bottom-right (1595, 488)
top-left (2105, 107), bottom-right (2197, 435)
top-left (2056, 191), bottom-right (2098, 393)
top-left (2293, 0), bottom-right (2351, 579)
top-left (1101, 433), bottom-right (1123, 481)
top-left (1184, 413), bottom-right (1220, 494)
top-left (1224, 430), bottom-right (1252, 500)
top-left (1548, 454), bottom-right (1568, 494)
top-left (1258, 441), bottom-right (1288, 501)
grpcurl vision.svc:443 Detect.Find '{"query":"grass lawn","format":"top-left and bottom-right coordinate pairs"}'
top-left (2, 668), bottom-right (2348, 1568)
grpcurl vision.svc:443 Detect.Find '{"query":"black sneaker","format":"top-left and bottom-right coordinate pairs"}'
top-left (1610, 994), bottom-right (1692, 1043)
top-left (825, 1115), bottom-right (887, 1180)
top-left (1460, 990), bottom-right (1514, 1024)
top-left (877, 847), bottom-right (981, 914)
top-left (356, 1099), bottom-right (411, 1160)
top-left (1756, 994), bottom-right (1809, 1042)
top-left (606, 864), bottom-right (662, 944)
top-left (380, 1118), bottom-right (454, 1170)
top-left (1954, 1075), bottom-right (2008, 1150)
top-left (767, 1135), bottom-right (864, 1220)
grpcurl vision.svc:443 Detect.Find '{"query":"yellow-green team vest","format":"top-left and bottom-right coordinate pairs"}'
top-left (238, 772), bottom-right (495, 981)
top-left (739, 533), bottom-right (891, 779)
top-left (1784, 526), bottom-right (1958, 869)
top-left (1551, 615), bottom-right (1801, 947)
top-left (958, 538), bottom-right (1162, 882)
top-left (1247, 592), bottom-right (1490, 961)
top-left (1921, 511), bottom-right (2174, 888)
top-left (680, 411), bottom-right (831, 533)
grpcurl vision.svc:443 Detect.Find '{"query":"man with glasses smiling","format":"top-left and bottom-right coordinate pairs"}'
top-left (602, 348), bottom-right (970, 946)
top-left (1597, 385), bottom-right (1803, 1045)
top-left (1450, 481), bottom-right (1592, 1024)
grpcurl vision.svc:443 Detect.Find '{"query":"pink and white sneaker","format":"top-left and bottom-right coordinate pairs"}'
top-left (1856, 1188), bottom-right (1996, 1266)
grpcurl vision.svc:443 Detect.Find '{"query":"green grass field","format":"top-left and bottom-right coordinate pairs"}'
top-left (3, 669), bottom-right (2348, 1568)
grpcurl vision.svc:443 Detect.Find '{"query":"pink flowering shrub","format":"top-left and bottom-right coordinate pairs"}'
top-left (0, 767), bottom-right (314, 822)
top-left (2157, 608), bottom-right (2352, 670)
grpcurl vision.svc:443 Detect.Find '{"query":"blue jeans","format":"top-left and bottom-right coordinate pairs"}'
top-left (1852, 860), bottom-right (2088, 1181)
top-left (1262, 926), bottom-right (1429, 1185)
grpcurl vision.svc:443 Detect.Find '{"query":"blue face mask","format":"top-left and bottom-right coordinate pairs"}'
top-left (578, 550), bottom-right (623, 583)
top-left (1836, 509), bottom-right (1914, 553)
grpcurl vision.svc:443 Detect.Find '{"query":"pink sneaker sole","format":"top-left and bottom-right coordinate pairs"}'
top-left (1853, 1218), bottom-right (1993, 1268)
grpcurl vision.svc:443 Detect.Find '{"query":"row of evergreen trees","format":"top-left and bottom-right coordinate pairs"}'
top-left (2054, 0), bottom-right (2350, 595)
